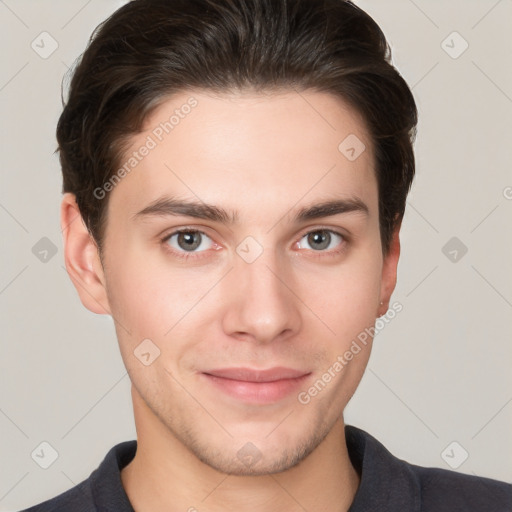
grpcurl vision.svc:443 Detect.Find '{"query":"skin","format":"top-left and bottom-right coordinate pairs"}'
top-left (61, 89), bottom-right (400, 512)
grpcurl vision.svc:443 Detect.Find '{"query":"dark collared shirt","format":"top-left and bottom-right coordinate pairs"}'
top-left (21, 425), bottom-right (512, 511)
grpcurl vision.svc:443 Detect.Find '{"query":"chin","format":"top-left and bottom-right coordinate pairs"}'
top-left (181, 420), bottom-right (333, 476)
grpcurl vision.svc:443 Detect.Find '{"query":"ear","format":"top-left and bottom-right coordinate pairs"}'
top-left (61, 193), bottom-right (111, 315)
top-left (377, 220), bottom-right (401, 317)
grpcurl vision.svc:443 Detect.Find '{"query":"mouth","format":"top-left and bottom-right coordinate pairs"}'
top-left (201, 367), bottom-right (312, 404)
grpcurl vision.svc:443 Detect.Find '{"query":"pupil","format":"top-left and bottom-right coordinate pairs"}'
top-left (308, 230), bottom-right (330, 250)
top-left (178, 232), bottom-right (201, 251)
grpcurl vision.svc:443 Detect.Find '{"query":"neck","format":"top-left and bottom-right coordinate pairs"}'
top-left (121, 390), bottom-right (360, 512)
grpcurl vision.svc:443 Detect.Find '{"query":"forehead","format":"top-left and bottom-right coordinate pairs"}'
top-left (107, 89), bottom-right (378, 223)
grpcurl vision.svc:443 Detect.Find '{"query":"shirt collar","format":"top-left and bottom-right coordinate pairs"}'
top-left (346, 425), bottom-right (421, 511)
top-left (89, 425), bottom-right (421, 511)
top-left (90, 440), bottom-right (136, 511)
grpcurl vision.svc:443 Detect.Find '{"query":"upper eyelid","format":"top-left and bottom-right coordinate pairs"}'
top-left (162, 227), bottom-right (211, 240)
top-left (296, 226), bottom-right (346, 239)
top-left (163, 226), bottom-right (345, 238)
top-left (162, 226), bottom-right (346, 250)
top-left (162, 228), bottom-right (215, 245)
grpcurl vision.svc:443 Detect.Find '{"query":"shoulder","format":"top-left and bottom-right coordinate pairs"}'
top-left (411, 463), bottom-right (512, 512)
top-left (18, 479), bottom-right (95, 512)
top-left (345, 425), bottom-right (512, 512)
top-left (18, 440), bottom-right (137, 512)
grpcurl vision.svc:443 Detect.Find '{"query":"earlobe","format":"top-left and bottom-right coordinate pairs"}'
top-left (61, 193), bottom-right (111, 315)
top-left (378, 222), bottom-right (401, 317)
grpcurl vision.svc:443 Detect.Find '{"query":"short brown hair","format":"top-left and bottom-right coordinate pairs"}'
top-left (57, 0), bottom-right (417, 254)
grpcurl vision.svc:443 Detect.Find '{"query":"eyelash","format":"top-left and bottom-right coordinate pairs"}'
top-left (161, 227), bottom-right (348, 261)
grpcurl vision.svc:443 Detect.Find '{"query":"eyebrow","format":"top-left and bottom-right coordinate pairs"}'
top-left (133, 196), bottom-right (369, 224)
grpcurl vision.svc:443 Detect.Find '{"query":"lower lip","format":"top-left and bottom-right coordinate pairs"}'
top-left (202, 373), bottom-right (311, 404)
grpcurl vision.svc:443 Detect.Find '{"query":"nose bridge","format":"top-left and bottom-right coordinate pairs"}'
top-left (235, 234), bottom-right (284, 291)
top-left (241, 252), bottom-right (284, 300)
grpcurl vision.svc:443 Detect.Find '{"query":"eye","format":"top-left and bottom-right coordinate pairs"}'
top-left (164, 229), bottom-right (214, 253)
top-left (297, 229), bottom-right (345, 252)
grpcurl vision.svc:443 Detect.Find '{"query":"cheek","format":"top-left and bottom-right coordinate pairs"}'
top-left (305, 257), bottom-right (382, 406)
top-left (300, 245), bottom-right (382, 339)
top-left (103, 245), bottom-right (221, 358)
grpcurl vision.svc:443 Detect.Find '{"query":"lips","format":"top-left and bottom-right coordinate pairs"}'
top-left (204, 367), bottom-right (309, 382)
top-left (201, 367), bottom-right (311, 403)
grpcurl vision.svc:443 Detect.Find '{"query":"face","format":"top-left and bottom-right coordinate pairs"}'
top-left (67, 89), bottom-right (399, 475)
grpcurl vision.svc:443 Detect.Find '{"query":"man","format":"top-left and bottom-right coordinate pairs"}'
top-left (22, 0), bottom-right (512, 510)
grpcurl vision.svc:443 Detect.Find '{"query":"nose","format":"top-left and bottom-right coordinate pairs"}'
top-left (220, 248), bottom-right (302, 344)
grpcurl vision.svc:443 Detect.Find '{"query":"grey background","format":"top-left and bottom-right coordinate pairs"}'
top-left (1, 0), bottom-right (511, 510)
